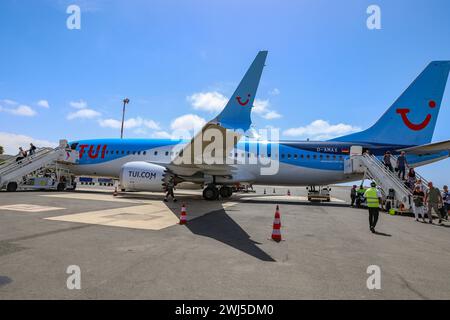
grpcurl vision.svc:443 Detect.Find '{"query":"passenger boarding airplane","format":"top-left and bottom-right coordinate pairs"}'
top-left (69, 52), bottom-right (450, 200)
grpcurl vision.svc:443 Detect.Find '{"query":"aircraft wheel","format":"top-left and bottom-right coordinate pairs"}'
top-left (203, 186), bottom-right (219, 200)
top-left (219, 186), bottom-right (233, 198)
top-left (57, 183), bottom-right (66, 191)
top-left (6, 182), bottom-right (18, 192)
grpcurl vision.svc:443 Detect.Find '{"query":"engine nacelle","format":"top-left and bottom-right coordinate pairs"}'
top-left (120, 161), bottom-right (166, 192)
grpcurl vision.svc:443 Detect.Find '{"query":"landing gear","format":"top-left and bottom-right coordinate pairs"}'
top-left (202, 185), bottom-right (233, 200)
top-left (219, 186), bottom-right (233, 199)
top-left (203, 185), bottom-right (219, 200)
top-left (6, 182), bottom-right (18, 192)
top-left (56, 183), bottom-right (66, 192)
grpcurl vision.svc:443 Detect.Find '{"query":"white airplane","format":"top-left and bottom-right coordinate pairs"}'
top-left (69, 52), bottom-right (450, 200)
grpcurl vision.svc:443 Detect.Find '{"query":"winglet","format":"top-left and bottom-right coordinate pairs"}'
top-left (214, 51), bottom-right (268, 132)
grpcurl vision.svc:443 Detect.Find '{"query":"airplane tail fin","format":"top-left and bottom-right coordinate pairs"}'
top-left (214, 51), bottom-right (268, 131)
top-left (332, 61), bottom-right (450, 146)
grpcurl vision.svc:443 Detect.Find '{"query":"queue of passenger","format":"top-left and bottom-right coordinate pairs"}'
top-left (15, 143), bottom-right (37, 162)
top-left (351, 150), bottom-right (449, 230)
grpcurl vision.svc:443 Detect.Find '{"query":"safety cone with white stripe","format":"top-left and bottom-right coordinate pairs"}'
top-left (287, 189), bottom-right (291, 196)
top-left (271, 205), bottom-right (282, 242)
top-left (179, 204), bottom-right (187, 225)
top-left (264, 188), bottom-right (266, 194)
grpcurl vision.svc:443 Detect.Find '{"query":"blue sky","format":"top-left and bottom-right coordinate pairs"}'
top-left (0, 0), bottom-right (449, 184)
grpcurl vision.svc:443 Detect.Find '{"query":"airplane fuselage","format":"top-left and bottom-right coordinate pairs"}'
top-left (69, 139), bottom-right (448, 186)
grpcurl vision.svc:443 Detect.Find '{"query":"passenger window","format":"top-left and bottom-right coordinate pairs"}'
top-left (127, 151), bottom-right (130, 154)
top-left (287, 154), bottom-right (291, 159)
top-left (143, 151), bottom-right (147, 155)
top-left (154, 151), bottom-right (158, 156)
top-left (294, 154), bottom-right (298, 159)
top-left (333, 155), bottom-right (336, 159)
top-left (132, 151), bottom-right (136, 155)
top-left (165, 151), bottom-right (169, 156)
top-left (116, 151), bottom-right (119, 155)
top-left (313, 155), bottom-right (317, 159)
top-left (137, 151), bottom-right (141, 155)
top-left (281, 154), bottom-right (285, 159)
top-left (300, 154), bottom-right (304, 159)
top-left (326, 155), bottom-right (330, 159)
top-left (306, 155), bottom-right (310, 159)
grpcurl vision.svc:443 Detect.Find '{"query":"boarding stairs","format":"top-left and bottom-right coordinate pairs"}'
top-left (347, 153), bottom-right (429, 210)
top-left (0, 140), bottom-right (79, 191)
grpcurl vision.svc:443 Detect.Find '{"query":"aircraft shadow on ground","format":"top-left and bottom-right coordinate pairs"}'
top-left (162, 203), bottom-right (276, 262)
top-left (108, 191), bottom-right (275, 261)
top-left (185, 209), bottom-right (276, 262)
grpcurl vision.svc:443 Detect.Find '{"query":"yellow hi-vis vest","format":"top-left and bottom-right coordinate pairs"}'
top-left (365, 188), bottom-right (380, 208)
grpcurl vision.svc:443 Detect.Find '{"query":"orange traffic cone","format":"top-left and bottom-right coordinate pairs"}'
top-left (179, 204), bottom-right (187, 225)
top-left (287, 189), bottom-right (291, 196)
top-left (271, 205), bottom-right (282, 242)
top-left (113, 187), bottom-right (118, 197)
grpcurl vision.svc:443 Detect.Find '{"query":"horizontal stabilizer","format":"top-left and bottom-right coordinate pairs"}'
top-left (398, 139), bottom-right (450, 154)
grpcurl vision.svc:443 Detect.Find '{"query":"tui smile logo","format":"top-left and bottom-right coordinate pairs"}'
top-left (396, 100), bottom-right (436, 131)
top-left (236, 94), bottom-right (251, 106)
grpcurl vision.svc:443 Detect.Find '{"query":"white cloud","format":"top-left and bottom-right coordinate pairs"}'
top-left (283, 120), bottom-right (361, 140)
top-left (0, 132), bottom-right (57, 155)
top-left (252, 99), bottom-right (269, 115)
top-left (170, 114), bottom-right (206, 132)
top-left (37, 100), bottom-right (50, 108)
top-left (187, 91), bottom-right (282, 120)
top-left (67, 108), bottom-right (101, 120)
top-left (0, 104), bottom-right (37, 117)
top-left (253, 99), bottom-right (282, 120)
top-left (261, 110), bottom-right (282, 120)
top-left (133, 128), bottom-right (148, 135)
top-left (98, 117), bottom-right (160, 130)
top-left (269, 88), bottom-right (280, 95)
top-left (2, 99), bottom-right (18, 106)
top-left (143, 119), bottom-right (160, 130)
top-left (98, 118), bottom-right (122, 129)
top-left (187, 91), bottom-right (228, 112)
top-left (69, 100), bottom-right (88, 109)
top-left (151, 131), bottom-right (173, 139)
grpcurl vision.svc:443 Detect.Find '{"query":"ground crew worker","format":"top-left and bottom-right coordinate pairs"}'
top-left (356, 185), bottom-right (366, 207)
top-left (424, 181), bottom-right (443, 224)
top-left (364, 181), bottom-right (382, 233)
top-left (164, 176), bottom-right (177, 202)
top-left (442, 185), bottom-right (450, 220)
top-left (350, 185), bottom-right (357, 207)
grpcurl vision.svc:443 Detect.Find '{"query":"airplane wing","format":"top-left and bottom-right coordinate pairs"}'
top-left (397, 139), bottom-right (450, 154)
top-left (165, 51), bottom-right (268, 178)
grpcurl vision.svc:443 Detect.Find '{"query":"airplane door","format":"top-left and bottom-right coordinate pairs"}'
top-left (350, 145), bottom-right (363, 156)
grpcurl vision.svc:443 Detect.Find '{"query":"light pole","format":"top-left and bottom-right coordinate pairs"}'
top-left (120, 98), bottom-right (130, 139)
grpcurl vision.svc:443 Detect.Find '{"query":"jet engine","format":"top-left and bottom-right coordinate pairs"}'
top-left (119, 161), bottom-right (167, 192)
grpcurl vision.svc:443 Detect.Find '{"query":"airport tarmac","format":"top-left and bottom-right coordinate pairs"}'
top-left (1, 185), bottom-right (450, 299)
